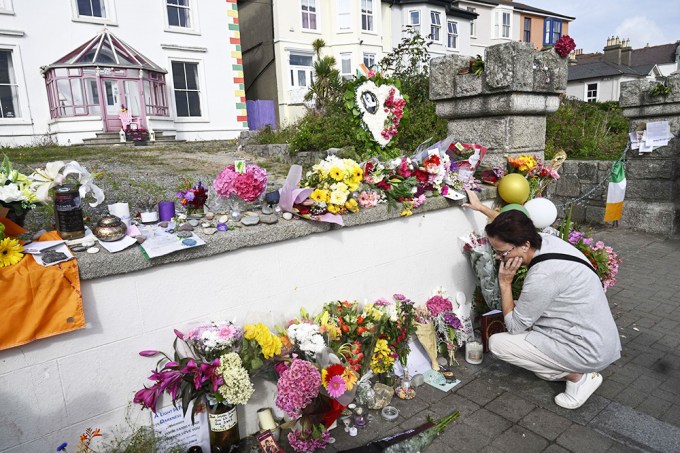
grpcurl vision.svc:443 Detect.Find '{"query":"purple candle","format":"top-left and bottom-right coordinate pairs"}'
top-left (158, 201), bottom-right (175, 221)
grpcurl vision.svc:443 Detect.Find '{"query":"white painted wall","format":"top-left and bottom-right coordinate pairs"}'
top-left (457, 0), bottom-right (492, 56)
top-left (0, 206), bottom-right (489, 452)
top-left (567, 75), bottom-right (643, 102)
top-left (0, 0), bottom-right (244, 146)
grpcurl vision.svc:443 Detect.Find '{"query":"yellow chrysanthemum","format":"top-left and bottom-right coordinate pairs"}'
top-left (0, 237), bottom-right (24, 267)
top-left (327, 203), bottom-right (342, 214)
top-left (243, 323), bottom-right (282, 359)
top-left (370, 339), bottom-right (395, 374)
top-left (310, 188), bottom-right (330, 203)
top-left (329, 166), bottom-right (344, 181)
top-left (345, 198), bottom-right (359, 213)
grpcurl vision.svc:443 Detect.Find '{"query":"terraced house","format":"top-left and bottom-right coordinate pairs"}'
top-left (239, 0), bottom-right (572, 127)
top-left (0, 0), bottom-right (247, 146)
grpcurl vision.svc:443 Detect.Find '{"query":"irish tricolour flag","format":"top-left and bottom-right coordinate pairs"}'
top-left (603, 160), bottom-right (626, 222)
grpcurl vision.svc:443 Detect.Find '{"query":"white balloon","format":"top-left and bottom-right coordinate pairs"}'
top-left (525, 198), bottom-right (558, 228)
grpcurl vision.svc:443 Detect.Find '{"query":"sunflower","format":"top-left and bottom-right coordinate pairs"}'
top-left (0, 237), bottom-right (24, 267)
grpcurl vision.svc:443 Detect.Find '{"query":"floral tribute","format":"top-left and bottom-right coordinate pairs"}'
top-left (0, 155), bottom-right (38, 220)
top-left (213, 162), bottom-right (267, 202)
top-left (299, 156), bottom-right (363, 216)
top-left (134, 322), bottom-right (253, 416)
top-left (504, 152), bottom-right (563, 199)
top-left (176, 180), bottom-right (208, 215)
top-left (418, 288), bottom-right (465, 365)
top-left (566, 230), bottom-right (621, 291)
top-left (554, 35), bottom-right (576, 58)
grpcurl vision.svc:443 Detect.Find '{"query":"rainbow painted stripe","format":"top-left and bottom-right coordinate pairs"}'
top-left (226, 0), bottom-right (247, 128)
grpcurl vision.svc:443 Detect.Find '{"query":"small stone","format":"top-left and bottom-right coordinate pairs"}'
top-left (135, 236), bottom-right (146, 244)
top-left (188, 219), bottom-right (199, 227)
top-left (261, 204), bottom-right (275, 215)
top-left (218, 215), bottom-right (229, 224)
top-left (241, 215), bottom-right (260, 226)
top-left (205, 212), bottom-right (215, 220)
top-left (282, 212), bottom-right (293, 220)
top-left (70, 245), bottom-right (88, 252)
top-left (176, 231), bottom-right (192, 238)
top-left (201, 222), bottom-right (211, 228)
top-left (369, 383), bottom-right (394, 410)
top-left (411, 374), bottom-right (425, 388)
top-left (87, 247), bottom-right (100, 254)
top-left (181, 238), bottom-right (197, 246)
top-left (42, 250), bottom-right (68, 263)
top-left (159, 221), bottom-right (169, 228)
top-left (203, 227), bottom-right (218, 235)
top-left (178, 223), bottom-right (194, 231)
top-left (260, 214), bottom-right (278, 225)
top-left (83, 240), bottom-right (96, 248)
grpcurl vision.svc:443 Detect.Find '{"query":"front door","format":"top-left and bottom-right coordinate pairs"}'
top-left (101, 78), bottom-right (144, 132)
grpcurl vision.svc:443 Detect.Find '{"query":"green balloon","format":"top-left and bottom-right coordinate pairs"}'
top-left (500, 203), bottom-right (529, 216)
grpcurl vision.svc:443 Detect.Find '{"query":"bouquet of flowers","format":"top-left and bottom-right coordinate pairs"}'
top-left (30, 160), bottom-right (105, 208)
top-left (565, 230), bottom-right (621, 291)
top-left (184, 320), bottom-right (243, 361)
top-left (505, 151), bottom-right (565, 199)
top-left (445, 142), bottom-right (485, 192)
top-left (239, 322), bottom-right (283, 374)
top-left (379, 294), bottom-right (417, 370)
top-left (460, 232), bottom-right (501, 311)
top-left (213, 162), bottom-right (267, 203)
top-left (299, 156), bottom-right (363, 215)
top-left (424, 289), bottom-right (464, 365)
top-left (176, 180), bottom-right (208, 216)
top-left (363, 156), bottom-right (418, 216)
top-left (134, 325), bottom-right (253, 417)
top-left (0, 155), bottom-right (38, 222)
top-left (411, 151), bottom-right (452, 198)
top-left (124, 125), bottom-right (150, 142)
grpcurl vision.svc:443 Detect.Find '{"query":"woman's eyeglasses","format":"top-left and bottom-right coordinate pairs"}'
top-left (492, 245), bottom-right (515, 259)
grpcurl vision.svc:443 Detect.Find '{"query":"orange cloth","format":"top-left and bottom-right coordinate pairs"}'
top-left (0, 231), bottom-right (86, 350)
top-left (0, 215), bottom-right (28, 237)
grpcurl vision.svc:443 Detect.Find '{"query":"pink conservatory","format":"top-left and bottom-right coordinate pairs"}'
top-left (42, 29), bottom-right (169, 132)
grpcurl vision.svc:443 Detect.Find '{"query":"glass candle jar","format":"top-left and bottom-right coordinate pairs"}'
top-left (465, 340), bottom-right (484, 365)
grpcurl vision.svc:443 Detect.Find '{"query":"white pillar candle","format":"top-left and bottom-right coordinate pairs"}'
top-left (257, 408), bottom-right (277, 431)
top-left (465, 340), bottom-right (484, 365)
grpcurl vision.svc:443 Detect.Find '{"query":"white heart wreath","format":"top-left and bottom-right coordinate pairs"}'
top-left (355, 81), bottom-right (403, 148)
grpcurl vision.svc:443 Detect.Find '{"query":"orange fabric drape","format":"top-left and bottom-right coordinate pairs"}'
top-left (0, 230), bottom-right (86, 350)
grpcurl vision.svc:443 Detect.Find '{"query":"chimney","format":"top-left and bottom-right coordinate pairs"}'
top-left (603, 35), bottom-right (622, 65)
top-left (620, 38), bottom-right (632, 66)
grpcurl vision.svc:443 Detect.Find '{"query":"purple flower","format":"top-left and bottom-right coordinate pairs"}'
top-left (139, 350), bottom-right (160, 357)
top-left (133, 385), bottom-right (162, 412)
top-left (443, 312), bottom-right (463, 329)
top-left (184, 191), bottom-right (195, 202)
top-left (216, 222), bottom-right (228, 232)
top-left (174, 329), bottom-right (184, 340)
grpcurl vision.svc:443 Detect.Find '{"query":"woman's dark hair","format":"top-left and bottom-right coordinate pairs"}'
top-left (485, 210), bottom-right (542, 249)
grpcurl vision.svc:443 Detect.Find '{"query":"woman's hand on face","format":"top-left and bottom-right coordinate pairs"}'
top-left (498, 256), bottom-right (522, 285)
top-left (461, 189), bottom-right (484, 212)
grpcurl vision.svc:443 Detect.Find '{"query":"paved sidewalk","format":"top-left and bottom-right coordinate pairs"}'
top-left (317, 228), bottom-right (680, 453)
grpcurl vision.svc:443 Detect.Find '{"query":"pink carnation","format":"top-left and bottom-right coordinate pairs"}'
top-left (554, 35), bottom-right (576, 58)
top-left (426, 295), bottom-right (453, 316)
top-left (275, 358), bottom-right (321, 418)
top-left (213, 164), bottom-right (267, 202)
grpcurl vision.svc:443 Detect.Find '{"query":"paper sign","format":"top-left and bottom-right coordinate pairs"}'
top-left (422, 369), bottom-right (461, 392)
top-left (139, 229), bottom-right (206, 259)
top-left (152, 402), bottom-right (210, 452)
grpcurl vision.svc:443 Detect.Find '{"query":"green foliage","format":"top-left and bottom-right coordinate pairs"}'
top-left (304, 39), bottom-right (343, 112)
top-left (650, 81), bottom-right (672, 97)
top-left (256, 124), bottom-right (297, 145)
top-left (545, 97), bottom-right (629, 160)
top-left (288, 107), bottom-right (355, 153)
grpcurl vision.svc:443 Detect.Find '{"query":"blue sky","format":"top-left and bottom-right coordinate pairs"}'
top-left (525, 0), bottom-right (680, 53)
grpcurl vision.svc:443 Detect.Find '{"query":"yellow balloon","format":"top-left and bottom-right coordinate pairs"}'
top-left (498, 173), bottom-right (530, 204)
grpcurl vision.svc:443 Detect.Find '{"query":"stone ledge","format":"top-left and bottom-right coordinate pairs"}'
top-left (75, 186), bottom-right (497, 281)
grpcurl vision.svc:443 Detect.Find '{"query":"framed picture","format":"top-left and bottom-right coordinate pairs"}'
top-left (257, 430), bottom-right (283, 453)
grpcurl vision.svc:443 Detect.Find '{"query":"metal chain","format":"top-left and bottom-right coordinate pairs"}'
top-left (553, 143), bottom-right (631, 215)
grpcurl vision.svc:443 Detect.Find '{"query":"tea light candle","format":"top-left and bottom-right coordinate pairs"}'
top-left (140, 211), bottom-right (159, 223)
top-left (257, 408), bottom-right (277, 431)
top-left (465, 340), bottom-right (483, 365)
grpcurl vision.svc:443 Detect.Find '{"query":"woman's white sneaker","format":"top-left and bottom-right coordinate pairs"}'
top-left (554, 372), bottom-right (603, 409)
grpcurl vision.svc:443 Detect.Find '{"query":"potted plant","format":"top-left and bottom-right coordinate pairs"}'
top-left (125, 125), bottom-right (150, 146)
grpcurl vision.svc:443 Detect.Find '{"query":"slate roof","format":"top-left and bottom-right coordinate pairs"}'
top-left (453, 0), bottom-right (573, 20)
top-left (568, 60), bottom-right (649, 82)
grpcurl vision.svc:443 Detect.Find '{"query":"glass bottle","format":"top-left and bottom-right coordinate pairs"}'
top-left (208, 403), bottom-right (239, 453)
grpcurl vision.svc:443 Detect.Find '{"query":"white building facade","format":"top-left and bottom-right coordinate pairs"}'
top-left (0, 0), bottom-right (247, 146)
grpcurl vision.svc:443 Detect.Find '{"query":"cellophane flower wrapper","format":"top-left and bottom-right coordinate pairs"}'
top-left (459, 233), bottom-right (501, 311)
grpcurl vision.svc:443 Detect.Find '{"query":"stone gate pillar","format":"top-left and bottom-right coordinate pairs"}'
top-left (619, 73), bottom-right (680, 235)
top-left (429, 42), bottom-right (568, 167)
